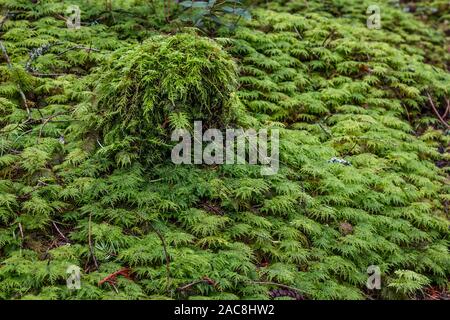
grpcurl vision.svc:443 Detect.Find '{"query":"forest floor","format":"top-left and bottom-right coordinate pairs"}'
top-left (0, 0), bottom-right (449, 300)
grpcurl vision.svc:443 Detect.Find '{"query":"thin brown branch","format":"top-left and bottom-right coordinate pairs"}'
top-left (52, 221), bottom-right (68, 241)
top-left (0, 40), bottom-right (31, 118)
top-left (56, 45), bottom-right (100, 56)
top-left (98, 267), bottom-right (131, 286)
top-left (31, 72), bottom-right (65, 78)
top-left (149, 222), bottom-right (171, 289)
top-left (322, 29), bottom-right (336, 47)
top-left (293, 26), bottom-right (303, 39)
top-left (177, 277), bottom-right (216, 292)
top-left (110, 282), bottom-right (119, 293)
top-left (53, 14), bottom-right (67, 22)
top-left (18, 222), bottom-right (24, 240)
top-left (0, 118), bottom-right (31, 134)
top-left (426, 92), bottom-right (450, 130)
top-left (249, 281), bottom-right (305, 294)
top-left (88, 214), bottom-right (99, 270)
top-left (38, 112), bottom-right (67, 139)
top-left (177, 280), bottom-right (205, 291)
top-left (17, 180), bottom-right (48, 200)
top-left (443, 97), bottom-right (450, 119)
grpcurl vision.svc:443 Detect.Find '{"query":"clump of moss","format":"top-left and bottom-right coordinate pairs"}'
top-left (88, 33), bottom-right (239, 164)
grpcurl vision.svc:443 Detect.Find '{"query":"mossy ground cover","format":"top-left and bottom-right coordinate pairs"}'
top-left (0, 0), bottom-right (448, 300)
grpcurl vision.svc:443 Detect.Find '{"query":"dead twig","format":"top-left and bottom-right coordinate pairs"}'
top-left (17, 180), bottom-right (48, 200)
top-left (0, 118), bottom-right (31, 134)
top-left (1, 11), bottom-right (28, 116)
top-left (249, 281), bottom-right (305, 294)
top-left (293, 26), bottom-right (303, 39)
top-left (149, 222), bottom-right (171, 289)
top-left (31, 72), bottom-right (65, 78)
top-left (322, 29), bottom-right (336, 47)
top-left (201, 202), bottom-right (223, 215)
top-left (177, 277), bottom-right (216, 292)
top-left (56, 45), bottom-right (100, 56)
top-left (110, 282), bottom-right (119, 293)
top-left (18, 222), bottom-right (24, 240)
top-left (0, 40), bottom-right (31, 118)
top-left (52, 221), bottom-right (68, 241)
top-left (98, 267), bottom-right (131, 286)
top-left (38, 112), bottom-right (67, 139)
top-left (88, 213), bottom-right (99, 270)
top-left (317, 122), bottom-right (332, 138)
top-left (426, 92), bottom-right (450, 130)
top-left (443, 97), bottom-right (450, 119)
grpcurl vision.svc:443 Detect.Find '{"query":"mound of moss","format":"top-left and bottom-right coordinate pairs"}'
top-left (78, 33), bottom-right (240, 165)
top-left (0, 0), bottom-right (448, 300)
